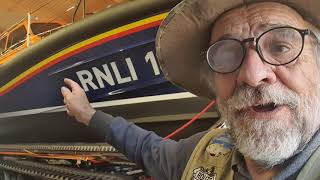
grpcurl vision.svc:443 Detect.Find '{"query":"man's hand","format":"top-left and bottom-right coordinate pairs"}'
top-left (61, 78), bottom-right (96, 126)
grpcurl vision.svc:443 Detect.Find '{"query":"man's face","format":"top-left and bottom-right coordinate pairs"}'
top-left (209, 2), bottom-right (320, 167)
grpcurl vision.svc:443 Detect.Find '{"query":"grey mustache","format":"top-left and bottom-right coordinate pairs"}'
top-left (226, 84), bottom-right (300, 111)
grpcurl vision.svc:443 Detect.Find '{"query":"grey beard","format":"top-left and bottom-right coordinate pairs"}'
top-left (218, 83), bottom-right (320, 168)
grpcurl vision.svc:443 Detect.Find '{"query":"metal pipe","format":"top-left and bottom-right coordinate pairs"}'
top-left (83, 0), bottom-right (86, 19)
top-left (27, 13), bottom-right (31, 47)
top-left (72, 0), bottom-right (82, 23)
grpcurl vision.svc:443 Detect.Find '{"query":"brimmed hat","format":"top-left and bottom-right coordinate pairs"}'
top-left (156, 0), bottom-right (320, 99)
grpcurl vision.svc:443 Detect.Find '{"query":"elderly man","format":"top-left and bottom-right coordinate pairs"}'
top-left (61, 0), bottom-right (320, 179)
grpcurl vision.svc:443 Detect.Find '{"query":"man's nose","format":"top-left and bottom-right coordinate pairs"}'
top-left (237, 48), bottom-right (277, 87)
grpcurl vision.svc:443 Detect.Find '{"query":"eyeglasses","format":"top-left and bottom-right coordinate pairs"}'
top-left (206, 26), bottom-right (314, 74)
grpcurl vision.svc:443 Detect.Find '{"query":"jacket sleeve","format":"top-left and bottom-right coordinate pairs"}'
top-left (88, 110), bottom-right (207, 180)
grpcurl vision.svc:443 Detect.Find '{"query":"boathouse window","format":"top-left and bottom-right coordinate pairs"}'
top-left (7, 26), bottom-right (27, 49)
top-left (31, 23), bottom-right (62, 37)
top-left (0, 36), bottom-right (6, 54)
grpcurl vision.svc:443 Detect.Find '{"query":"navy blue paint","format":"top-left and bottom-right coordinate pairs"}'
top-left (0, 26), bottom-right (183, 113)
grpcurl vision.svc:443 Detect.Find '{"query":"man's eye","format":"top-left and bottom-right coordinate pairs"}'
top-left (270, 43), bottom-right (291, 54)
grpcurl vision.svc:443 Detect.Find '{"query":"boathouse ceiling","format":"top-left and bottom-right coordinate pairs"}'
top-left (0, 0), bottom-right (129, 33)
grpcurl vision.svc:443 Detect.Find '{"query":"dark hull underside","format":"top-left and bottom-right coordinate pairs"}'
top-left (0, 95), bottom-right (219, 143)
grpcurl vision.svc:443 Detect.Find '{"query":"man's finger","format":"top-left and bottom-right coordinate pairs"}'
top-left (64, 78), bottom-right (81, 91)
top-left (66, 109), bottom-right (74, 117)
top-left (63, 98), bottom-right (67, 105)
top-left (61, 86), bottom-right (72, 97)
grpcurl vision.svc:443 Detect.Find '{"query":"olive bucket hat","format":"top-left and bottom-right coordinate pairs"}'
top-left (156, 0), bottom-right (320, 99)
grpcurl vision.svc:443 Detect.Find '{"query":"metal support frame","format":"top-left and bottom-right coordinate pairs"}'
top-left (27, 13), bottom-right (31, 47)
top-left (72, 0), bottom-right (86, 23)
top-left (83, 0), bottom-right (86, 19)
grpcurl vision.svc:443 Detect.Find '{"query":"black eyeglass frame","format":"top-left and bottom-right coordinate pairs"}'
top-left (206, 26), bottom-right (314, 74)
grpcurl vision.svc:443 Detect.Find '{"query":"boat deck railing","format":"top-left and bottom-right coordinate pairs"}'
top-left (0, 23), bottom-right (71, 55)
top-left (0, 0), bottom-right (128, 64)
top-left (0, 0), bottom-right (86, 62)
top-left (0, 15), bottom-right (72, 61)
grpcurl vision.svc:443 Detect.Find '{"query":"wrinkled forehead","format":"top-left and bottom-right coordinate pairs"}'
top-left (211, 2), bottom-right (307, 41)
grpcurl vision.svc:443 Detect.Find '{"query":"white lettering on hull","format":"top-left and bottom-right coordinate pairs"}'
top-left (76, 51), bottom-right (160, 92)
top-left (145, 51), bottom-right (160, 75)
top-left (92, 64), bottom-right (115, 88)
top-left (126, 57), bottom-right (138, 81)
top-left (76, 70), bottom-right (99, 92)
top-left (110, 61), bottom-right (132, 84)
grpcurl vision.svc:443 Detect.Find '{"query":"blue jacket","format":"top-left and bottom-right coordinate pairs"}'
top-left (89, 110), bottom-right (207, 180)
